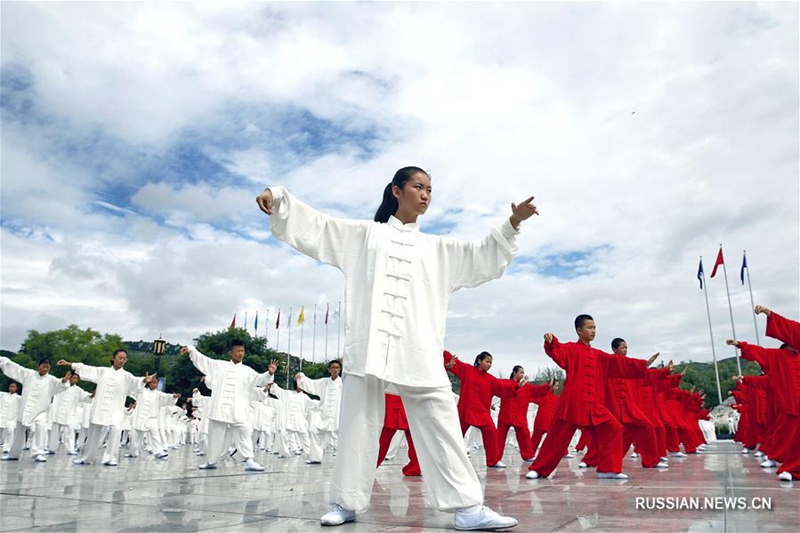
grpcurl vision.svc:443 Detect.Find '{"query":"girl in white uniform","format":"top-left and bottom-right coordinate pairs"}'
top-left (256, 166), bottom-right (538, 530)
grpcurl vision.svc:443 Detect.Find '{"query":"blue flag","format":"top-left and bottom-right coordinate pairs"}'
top-left (254, 311), bottom-right (259, 334)
top-left (697, 258), bottom-right (704, 289)
top-left (740, 253), bottom-right (747, 285)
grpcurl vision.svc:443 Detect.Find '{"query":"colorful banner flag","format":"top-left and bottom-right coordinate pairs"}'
top-left (710, 247), bottom-right (724, 278)
top-left (229, 314), bottom-right (236, 329)
top-left (297, 307), bottom-right (305, 325)
top-left (254, 311), bottom-right (259, 334)
top-left (740, 252), bottom-right (747, 285)
top-left (275, 309), bottom-right (281, 329)
top-left (697, 259), bottom-right (704, 289)
top-left (325, 303), bottom-right (329, 325)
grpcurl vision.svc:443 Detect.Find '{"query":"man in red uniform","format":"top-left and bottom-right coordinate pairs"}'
top-left (530, 381), bottom-right (559, 453)
top-left (527, 315), bottom-right (658, 480)
top-left (581, 338), bottom-right (667, 469)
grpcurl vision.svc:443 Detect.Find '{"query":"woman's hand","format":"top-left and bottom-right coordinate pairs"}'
top-left (510, 196), bottom-right (539, 229)
top-left (256, 188), bottom-right (275, 215)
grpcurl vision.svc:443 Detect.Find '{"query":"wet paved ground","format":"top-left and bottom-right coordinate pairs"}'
top-left (0, 440), bottom-right (796, 532)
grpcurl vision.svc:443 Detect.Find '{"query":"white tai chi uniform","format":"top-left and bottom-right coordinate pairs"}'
top-left (0, 391), bottom-right (20, 453)
top-left (296, 372), bottom-right (343, 462)
top-left (268, 186), bottom-right (520, 512)
top-left (271, 383), bottom-right (320, 458)
top-left (129, 386), bottom-right (177, 457)
top-left (48, 383), bottom-right (91, 454)
top-left (0, 357), bottom-right (69, 459)
top-left (186, 347), bottom-right (274, 464)
top-left (70, 362), bottom-right (144, 464)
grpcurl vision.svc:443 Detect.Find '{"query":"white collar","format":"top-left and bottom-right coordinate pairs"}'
top-left (387, 215), bottom-right (420, 232)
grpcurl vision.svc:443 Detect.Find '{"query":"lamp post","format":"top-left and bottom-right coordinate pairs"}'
top-left (152, 336), bottom-right (166, 375)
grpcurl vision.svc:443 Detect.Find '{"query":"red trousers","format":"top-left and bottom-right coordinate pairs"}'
top-left (461, 421), bottom-right (502, 467)
top-left (621, 420), bottom-right (661, 467)
top-left (530, 417), bottom-right (623, 477)
top-left (764, 413), bottom-right (797, 463)
top-left (664, 422), bottom-right (681, 453)
top-left (497, 423), bottom-right (534, 461)
top-left (776, 415), bottom-right (800, 479)
top-left (376, 427), bottom-right (421, 476)
top-left (530, 428), bottom-right (547, 453)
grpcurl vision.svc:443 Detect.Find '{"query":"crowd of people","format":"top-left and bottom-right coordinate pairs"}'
top-left (2, 166), bottom-right (796, 532)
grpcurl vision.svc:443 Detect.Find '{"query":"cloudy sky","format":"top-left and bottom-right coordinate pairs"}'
top-left (1, 2), bottom-right (797, 379)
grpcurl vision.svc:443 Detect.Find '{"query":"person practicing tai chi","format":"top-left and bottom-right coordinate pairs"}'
top-left (179, 342), bottom-right (277, 472)
top-left (56, 350), bottom-right (155, 466)
top-left (0, 357), bottom-right (71, 462)
top-left (257, 166), bottom-right (538, 530)
top-left (527, 315), bottom-right (658, 480)
top-left (295, 359), bottom-right (343, 465)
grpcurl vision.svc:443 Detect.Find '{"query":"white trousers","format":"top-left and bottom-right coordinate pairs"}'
top-left (82, 423), bottom-right (117, 463)
top-left (48, 422), bottom-right (77, 453)
top-left (205, 419), bottom-right (253, 464)
top-left (308, 429), bottom-right (335, 462)
top-left (9, 418), bottom-right (47, 458)
top-left (331, 374), bottom-right (483, 512)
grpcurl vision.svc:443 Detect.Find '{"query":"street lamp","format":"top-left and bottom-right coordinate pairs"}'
top-left (152, 336), bottom-right (166, 375)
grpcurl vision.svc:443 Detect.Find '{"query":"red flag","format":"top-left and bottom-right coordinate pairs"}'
top-left (229, 314), bottom-right (236, 329)
top-left (710, 247), bottom-right (724, 278)
top-left (325, 303), bottom-right (329, 325)
top-left (275, 309), bottom-right (281, 329)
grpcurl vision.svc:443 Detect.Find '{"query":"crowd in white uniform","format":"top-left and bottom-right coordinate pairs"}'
top-left (0, 348), bottom-right (344, 471)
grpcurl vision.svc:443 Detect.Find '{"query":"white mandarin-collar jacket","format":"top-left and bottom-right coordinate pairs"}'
top-left (0, 357), bottom-right (69, 426)
top-left (132, 386), bottom-right (176, 431)
top-left (269, 186), bottom-right (520, 388)
top-left (0, 391), bottom-right (20, 426)
top-left (51, 384), bottom-right (91, 426)
top-left (296, 373), bottom-right (343, 431)
top-left (187, 346), bottom-right (274, 425)
top-left (71, 363), bottom-right (143, 427)
top-left (270, 383), bottom-right (319, 433)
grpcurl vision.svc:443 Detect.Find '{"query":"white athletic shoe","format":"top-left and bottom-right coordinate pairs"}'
top-left (1, 454), bottom-right (19, 461)
top-left (102, 459), bottom-right (118, 466)
top-left (454, 505), bottom-right (518, 531)
top-left (526, 470), bottom-right (540, 479)
top-left (198, 462), bottom-right (217, 470)
top-left (761, 459), bottom-right (777, 468)
top-left (656, 461), bottom-right (669, 469)
top-left (578, 461), bottom-right (589, 468)
top-left (305, 459), bottom-right (321, 465)
top-left (489, 461), bottom-right (507, 468)
top-left (598, 472), bottom-right (628, 479)
top-left (156, 451), bottom-right (169, 460)
top-left (67, 449), bottom-right (78, 456)
top-left (660, 456), bottom-right (669, 462)
top-left (320, 503), bottom-right (356, 526)
top-left (563, 453), bottom-right (575, 459)
top-left (630, 452), bottom-right (639, 459)
top-left (244, 458), bottom-right (265, 472)
top-left (742, 449), bottom-right (751, 454)
top-left (73, 458), bottom-right (87, 465)
top-left (754, 451), bottom-right (764, 457)
top-left (672, 452), bottom-right (687, 458)
top-left (778, 472), bottom-right (793, 482)
top-left (33, 454), bottom-right (47, 462)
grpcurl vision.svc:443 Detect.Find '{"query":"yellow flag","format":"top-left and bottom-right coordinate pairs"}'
top-left (297, 306), bottom-right (305, 325)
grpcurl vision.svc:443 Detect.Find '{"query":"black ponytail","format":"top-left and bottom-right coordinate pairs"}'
top-left (374, 166), bottom-right (429, 223)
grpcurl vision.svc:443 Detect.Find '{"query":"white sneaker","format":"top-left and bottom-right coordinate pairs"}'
top-left (563, 453), bottom-right (575, 459)
top-left (489, 461), bottom-right (506, 468)
top-left (660, 456), bottom-right (669, 462)
top-left (244, 458), bottom-right (265, 472)
top-left (73, 458), bottom-right (87, 465)
top-left (761, 459), bottom-right (777, 468)
top-left (578, 462), bottom-right (589, 468)
top-left (778, 472), bottom-right (793, 482)
top-left (198, 462), bottom-right (217, 470)
top-left (102, 459), bottom-right (118, 466)
top-left (454, 505), bottom-right (518, 531)
top-left (34, 454), bottom-right (47, 462)
top-left (672, 452), bottom-right (687, 458)
top-left (742, 449), bottom-right (751, 454)
top-left (598, 472), bottom-right (628, 479)
top-left (630, 452), bottom-right (639, 459)
top-left (656, 461), bottom-right (669, 469)
top-left (306, 459), bottom-right (321, 465)
top-left (754, 451), bottom-right (764, 457)
top-left (526, 470), bottom-right (540, 479)
top-left (67, 449), bottom-right (78, 456)
top-left (320, 503), bottom-right (356, 526)
top-left (1, 454), bottom-right (19, 461)
top-left (156, 451), bottom-right (169, 460)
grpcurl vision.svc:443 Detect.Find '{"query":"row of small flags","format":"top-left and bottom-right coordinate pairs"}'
top-left (696, 247), bottom-right (750, 289)
top-left (228, 304), bottom-right (340, 332)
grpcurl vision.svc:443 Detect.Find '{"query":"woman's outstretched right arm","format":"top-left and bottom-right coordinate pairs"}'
top-left (256, 186), bottom-right (369, 271)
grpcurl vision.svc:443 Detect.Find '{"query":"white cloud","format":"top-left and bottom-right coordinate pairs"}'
top-left (1, 2), bottom-right (797, 383)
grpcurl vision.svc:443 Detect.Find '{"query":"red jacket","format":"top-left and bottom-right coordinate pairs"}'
top-left (444, 351), bottom-right (519, 427)
top-left (544, 336), bottom-right (648, 426)
top-left (531, 390), bottom-right (558, 431)
top-left (498, 382), bottom-right (549, 427)
top-left (766, 312), bottom-right (800, 351)
top-left (384, 393), bottom-right (409, 430)
top-left (739, 342), bottom-right (800, 415)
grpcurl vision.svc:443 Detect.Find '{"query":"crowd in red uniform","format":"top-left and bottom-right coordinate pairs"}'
top-left (376, 306), bottom-right (799, 483)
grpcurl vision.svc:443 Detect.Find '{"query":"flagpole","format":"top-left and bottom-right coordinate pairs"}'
top-left (743, 250), bottom-right (760, 345)
top-left (325, 303), bottom-right (329, 360)
top-left (719, 245), bottom-right (742, 375)
top-left (244, 311), bottom-right (248, 332)
top-left (276, 309), bottom-right (281, 354)
top-left (299, 307), bottom-right (304, 371)
top-left (265, 309), bottom-right (269, 344)
top-left (700, 257), bottom-right (723, 405)
top-left (337, 300), bottom-right (342, 360)
top-left (287, 307), bottom-right (292, 388)
top-left (312, 303), bottom-right (317, 363)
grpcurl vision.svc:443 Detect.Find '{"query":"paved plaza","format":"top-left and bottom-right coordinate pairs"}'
top-left (0, 440), bottom-right (797, 532)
